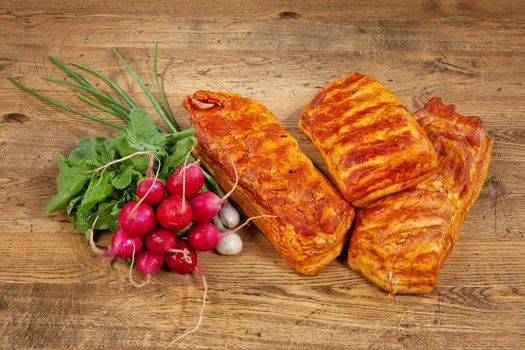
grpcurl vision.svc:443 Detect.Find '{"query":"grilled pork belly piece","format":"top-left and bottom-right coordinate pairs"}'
top-left (348, 97), bottom-right (492, 294)
top-left (184, 90), bottom-right (355, 275)
top-left (300, 72), bottom-right (438, 207)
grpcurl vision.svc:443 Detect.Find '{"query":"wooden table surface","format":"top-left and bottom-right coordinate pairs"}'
top-left (1, 1), bottom-right (524, 349)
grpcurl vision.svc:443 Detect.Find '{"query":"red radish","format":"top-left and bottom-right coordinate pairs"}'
top-left (156, 195), bottom-right (193, 231)
top-left (187, 222), bottom-right (222, 251)
top-left (137, 178), bottom-right (166, 206)
top-left (165, 240), bottom-right (197, 274)
top-left (145, 228), bottom-right (177, 254)
top-left (188, 192), bottom-right (222, 223)
top-left (89, 219), bottom-right (143, 259)
top-left (89, 149), bottom-right (213, 346)
top-left (136, 250), bottom-right (164, 276)
top-left (118, 200), bottom-right (156, 236)
top-left (95, 150), bottom-right (163, 226)
top-left (189, 157), bottom-right (239, 222)
top-left (167, 161), bottom-right (204, 197)
top-left (110, 228), bottom-right (144, 258)
top-left (129, 250), bottom-right (164, 287)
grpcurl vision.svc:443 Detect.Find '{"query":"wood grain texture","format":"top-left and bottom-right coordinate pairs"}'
top-left (0, 0), bottom-right (524, 349)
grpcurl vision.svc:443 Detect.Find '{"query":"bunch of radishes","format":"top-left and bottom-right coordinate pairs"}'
top-left (88, 151), bottom-right (275, 344)
top-left (12, 46), bottom-right (264, 346)
top-left (90, 155), bottom-right (245, 285)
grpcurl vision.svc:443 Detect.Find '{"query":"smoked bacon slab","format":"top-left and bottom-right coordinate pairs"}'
top-left (184, 91), bottom-right (355, 275)
top-left (348, 97), bottom-right (492, 294)
top-left (300, 72), bottom-right (438, 207)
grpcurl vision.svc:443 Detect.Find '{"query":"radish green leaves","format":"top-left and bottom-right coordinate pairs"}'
top-left (7, 46), bottom-right (222, 239)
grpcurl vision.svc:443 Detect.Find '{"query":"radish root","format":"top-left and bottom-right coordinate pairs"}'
top-left (168, 248), bottom-right (193, 265)
top-left (180, 159), bottom-right (201, 208)
top-left (221, 156), bottom-right (238, 202)
top-left (165, 266), bottom-right (208, 348)
top-left (180, 144), bottom-right (197, 210)
top-left (133, 161), bottom-right (162, 213)
top-left (128, 242), bottom-right (149, 288)
top-left (230, 214), bottom-right (277, 234)
top-left (94, 150), bottom-right (162, 214)
top-left (93, 150), bottom-right (159, 174)
top-left (89, 216), bottom-right (113, 257)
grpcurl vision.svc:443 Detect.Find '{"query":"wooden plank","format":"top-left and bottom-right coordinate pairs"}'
top-left (0, 282), bottom-right (523, 349)
top-left (1, 1), bottom-right (524, 52)
top-left (3, 0), bottom-right (525, 19)
top-left (0, 0), bottom-right (524, 348)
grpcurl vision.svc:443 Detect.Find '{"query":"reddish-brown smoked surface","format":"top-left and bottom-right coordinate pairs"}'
top-left (348, 97), bottom-right (493, 294)
top-left (184, 90), bottom-right (355, 275)
top-left (300, 72), bottom-right (438, 207)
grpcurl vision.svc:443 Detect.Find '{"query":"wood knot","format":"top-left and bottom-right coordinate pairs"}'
top-left (2, 113), bottom-right (29, 124)
top-left (278, 11), bottom-right (301, 19)
top-left (485, 176), bottom-right (509, 200)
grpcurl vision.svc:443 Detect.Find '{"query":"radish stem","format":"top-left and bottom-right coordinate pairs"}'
top-left (180, 145), bottom-right (197, 210)
top-left (89, 216), bottom-right (114, 257)
top-left (202, 169), bottom-right (223, 195)
top-left (128, 243), bottom-right (149, 288)
top-left (134, 160), bottom-right (162, 212)
top-left (221, 157), bottom-right (239, 202)
top-left (145, 154), bottom-right (155, 178)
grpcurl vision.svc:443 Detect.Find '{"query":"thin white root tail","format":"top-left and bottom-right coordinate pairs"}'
top-left (133, 156), bottom-right (162, 213)
top-left (168, 248), bottom-right (193, 265)
top-left (89, 216), bottom-right (113, 257)
top-left (93, 150), bottom-right (162, 214)
top-left (128, 243), bottom-right (149, 288)
top-left (221, 156), bottom-right (238, 202)
top-left (232, 214), bottom-right (278, 234)
top-left (164, 267), bottom-right (208, 348)
top-left (180, 145), bottom-right (197, 211)
top-left (93, 151), bottom-right (157, 174)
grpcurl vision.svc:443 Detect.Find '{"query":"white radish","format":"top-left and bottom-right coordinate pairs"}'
top-left (215, 214), bottom-right (276, 256)
top-left (219, 200), bottom-right (240, 228)
top-left (216, 232), bottom-right (243, 255)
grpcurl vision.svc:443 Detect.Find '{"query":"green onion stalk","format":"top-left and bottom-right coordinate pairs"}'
top-left (7, 43), bottom-right (222, 193)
